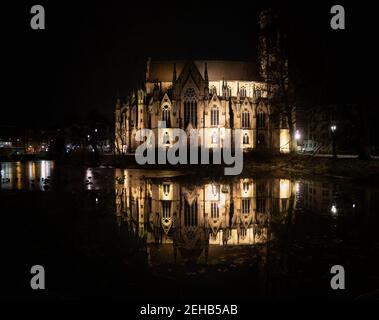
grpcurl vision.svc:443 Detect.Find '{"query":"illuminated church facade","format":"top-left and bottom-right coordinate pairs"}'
top-left (115, 58), bottom-right (291, 154)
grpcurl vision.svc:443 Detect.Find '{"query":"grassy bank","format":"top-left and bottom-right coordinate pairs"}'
top-left (243, 153), bottom-right (379, 183)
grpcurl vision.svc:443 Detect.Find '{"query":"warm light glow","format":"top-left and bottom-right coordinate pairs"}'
top-left (280, 179), bottom-right (290, 199)
top-left (295, 130), bottom-right (301, 140)
top-left (280, 129), bottom-right (290, 153)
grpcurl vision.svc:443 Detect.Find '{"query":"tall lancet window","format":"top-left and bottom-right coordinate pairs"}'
top-left (240, 86), bottom-right (247, 98)
top-left (184, 200), bottom-right (198, 226)
top-left (227, 86), bottom-right (232, 97)
top-left (243, 133), bottom-right (249, 145)
top-left (211, 107), bottom-right (219, 126)
top-left (184, 88), bottom-right (198, 128)
top-left (162, 105), bottom-right (171, 127)
top-left (242, 110), bottom-right (251, 128)
top-left (257, 111), bottom-right (266, 129)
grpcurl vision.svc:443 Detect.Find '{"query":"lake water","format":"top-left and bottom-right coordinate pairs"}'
top-left (1, 160), bottom-right (379, 300)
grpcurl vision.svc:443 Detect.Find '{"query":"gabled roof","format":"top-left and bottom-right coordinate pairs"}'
top-left (146, 60), bottom-right (261, 82)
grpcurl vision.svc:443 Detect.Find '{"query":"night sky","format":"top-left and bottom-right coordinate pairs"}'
top-left (2, 0), bottom-right (378, 128)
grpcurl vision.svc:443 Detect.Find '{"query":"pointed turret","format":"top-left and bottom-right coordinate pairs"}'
top-left (153, 81), bottom-right (160, 101)
top-left (204, 62), bottom-right (208, 82)
top-left (116, 97), bottom-right (121, 110)
top-left (204, 63), bottom-right (209, 98)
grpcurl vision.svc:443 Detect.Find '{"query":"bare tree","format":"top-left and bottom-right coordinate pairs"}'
top-left (115, 98), bottom-right (127, 155)
top-left (259, 9), bottom-right (297, 152)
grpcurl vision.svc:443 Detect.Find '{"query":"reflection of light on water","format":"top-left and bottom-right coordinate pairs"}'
top-left (86, 168), bottom-right (93, 190)
top-left (280, 179), bottom-right (290, 199)
top-left (0, 161), bottom-right (54, 191)
top-left (28, 162), bottom-right (36, 182)
top-left (40, 160), bottom-right (51, 179)
top-left (28, 162), bottom-right (33, 179)
top-left (16, 162), bottom-right (22, 190)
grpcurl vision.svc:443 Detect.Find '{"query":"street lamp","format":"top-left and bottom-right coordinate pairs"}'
top-left (330, 124), bottom-right (337, 158)
top-left (295, 130), bottom-right (301, 140)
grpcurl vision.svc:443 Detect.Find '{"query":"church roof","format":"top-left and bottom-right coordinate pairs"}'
top-left (146, 60), bottom-right (261, 82)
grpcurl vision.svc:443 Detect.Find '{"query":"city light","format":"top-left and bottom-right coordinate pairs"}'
top-left (295, 130), bottom-right (301, 140)
top-left (331, 205), bottom-right (337, 215)
top-left (331, 125), bottom-right (337, 132)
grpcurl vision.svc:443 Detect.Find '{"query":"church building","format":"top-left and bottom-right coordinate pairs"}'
top-left (115, 59), bottom-right (291, 154)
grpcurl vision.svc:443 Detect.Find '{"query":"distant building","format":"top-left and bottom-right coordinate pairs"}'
top-left (0, 125), bottom-right (26, 155)
top-left (0, 125), bottom-right (57, 156)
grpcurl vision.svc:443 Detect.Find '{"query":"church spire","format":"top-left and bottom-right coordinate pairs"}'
top-left (115, 96), bottom-right (121, 110)
top-left (204, 62), bottom-right (208, 82)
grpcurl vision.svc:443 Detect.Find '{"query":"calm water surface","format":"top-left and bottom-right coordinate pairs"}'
top-left (1, 160), bottom-right (379, 300)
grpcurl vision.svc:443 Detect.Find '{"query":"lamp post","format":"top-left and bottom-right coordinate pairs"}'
top-left (330, 125), bottom-right (337, 158)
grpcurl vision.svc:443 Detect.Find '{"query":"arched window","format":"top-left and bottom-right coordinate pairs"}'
top-left (240, 86), bottom-right (247, 97)
top-left (163, 131), bottom-right (170, 145)
top-left (162, 106), bottom-right (171, 127)
top-left (163, 183), bottom-right (170, 196)
top-left (255, 88), bottom-right (261, 98)
top-left (210, 86), bottom-right (217, 95)
top-left (162, 201), bottom-right (171, 218)
top-left (240, 227), bottom-right (247, 238)
top-left (242, 111), bottom-right (250, 128)
top-left (211, 107), bottom-right (219, 126)
top-left (257, 111), bottom-right (266, 129)
top-left (243, 133), bottom-right (249, 145)
top-left (211, 202), bottom-right (219, 219)
top-left (184, 88), bottom-right (198, 128)
top-left (242, 198), bottom-right (251, 214)
top-left (227, 86), bottom-right (232, 97)
top-left (211, 184), bottom-right (218, 196)
top-left (184, 200), bottom-right (198, 226)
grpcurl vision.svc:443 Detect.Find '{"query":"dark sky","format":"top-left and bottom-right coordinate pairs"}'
top-left (2, 0), bottom-right (378, 128)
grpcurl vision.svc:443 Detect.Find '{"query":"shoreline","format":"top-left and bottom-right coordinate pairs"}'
top-left (2, 153), bottom-right (379, 183)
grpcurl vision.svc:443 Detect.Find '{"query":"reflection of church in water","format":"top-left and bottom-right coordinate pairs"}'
top-left (115, 170), bottom-right (297, 264)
